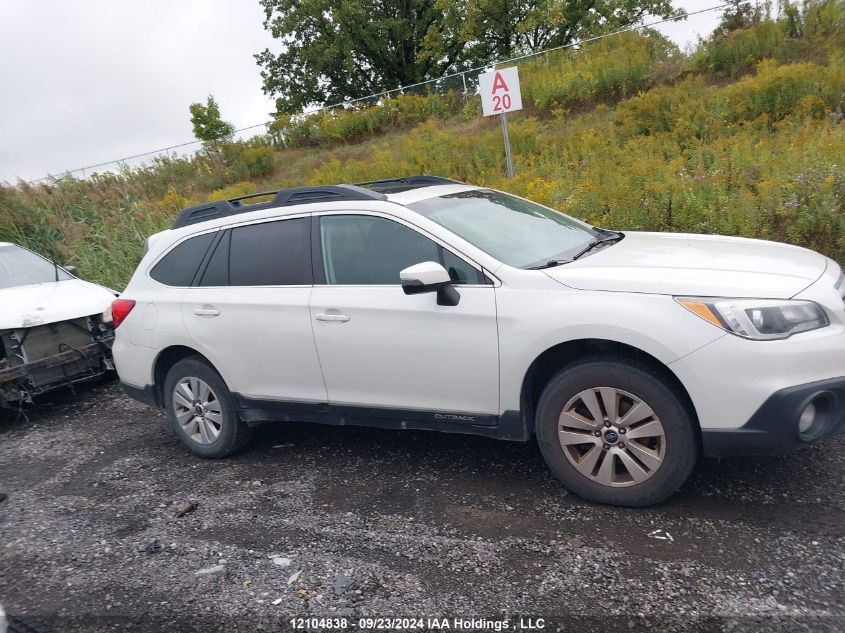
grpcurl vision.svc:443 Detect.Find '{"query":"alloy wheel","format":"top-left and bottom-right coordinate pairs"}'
top-left (172, 377), bottom-right (223, 445)
top-left (558, 387), bottom-right (666, 487)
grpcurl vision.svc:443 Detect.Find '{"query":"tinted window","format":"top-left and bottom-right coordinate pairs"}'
top-left (320, 215), bottom-right (440, 285)
top-left (150, 232), bottom-right (215, 287)
top-left (199, 230), bottom-right (230, 286)
top-left (229, 218), bottom-right (309, 286)
top-left (442, 249), bottom-right (479, 284)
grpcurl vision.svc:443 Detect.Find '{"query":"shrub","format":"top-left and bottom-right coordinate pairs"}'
top-left (689, 20), bottom-right (787, 77)
top-left (689, 0), bottom-right (845, 76)
top-left (240, 146), bottom-right (277, 178)
top-left (206, 181), bottom-right (257, 202)
top-left (519, 31), bottom-right (679, 111)
top-left (268, 91), bottom-right (465, 149)
top-left (724, 59), bottom-right (844, 128)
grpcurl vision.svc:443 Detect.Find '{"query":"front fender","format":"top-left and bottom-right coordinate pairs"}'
top-left (495, 287), bottom-right (725, 413)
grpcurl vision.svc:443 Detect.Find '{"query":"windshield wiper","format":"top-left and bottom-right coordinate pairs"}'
top-left (570, 232), bottom-right (624, 261)
top-left (526, 231), bottom-right (624, 270)
top-left (527, 259), bottom-right (570, 270)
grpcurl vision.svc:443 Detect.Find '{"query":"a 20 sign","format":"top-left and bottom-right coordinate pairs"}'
top-left (479, 66), bottom-right (523, 117)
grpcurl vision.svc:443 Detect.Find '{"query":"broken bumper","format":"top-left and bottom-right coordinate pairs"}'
top-left (0, 324), bottom-right (114, 405)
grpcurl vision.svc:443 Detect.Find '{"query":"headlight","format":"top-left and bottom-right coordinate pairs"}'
top-left (675, 297), bottom-right (829, 340)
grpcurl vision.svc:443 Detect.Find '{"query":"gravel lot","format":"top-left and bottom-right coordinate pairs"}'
top-left (0, 380), bottom-right (843, 632)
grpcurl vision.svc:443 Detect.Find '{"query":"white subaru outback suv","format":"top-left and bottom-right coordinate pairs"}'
top-left (113, 176), bottom-right (845, 506)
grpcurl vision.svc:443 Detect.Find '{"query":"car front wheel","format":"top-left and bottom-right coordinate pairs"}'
top-left (163, 357), bottom-right (252, 458)
top-left (535, 356), bottom-right (697, 506)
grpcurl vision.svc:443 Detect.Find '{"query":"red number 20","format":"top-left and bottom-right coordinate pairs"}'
top-left (492, 93), bottom-right (512, 111)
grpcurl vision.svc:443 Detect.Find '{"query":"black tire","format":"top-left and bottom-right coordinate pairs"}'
top-left (6, 611), bottom-right (53, 633)
top-left (163, 356), bottom-right (253, 458)
top-left (535, 356), bottom-right (697, 507)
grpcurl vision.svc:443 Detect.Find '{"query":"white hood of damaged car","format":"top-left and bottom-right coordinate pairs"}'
top-left (0, 279), bottom-right (116, 329)
top-left (543, 232), bottom-right (828, 299)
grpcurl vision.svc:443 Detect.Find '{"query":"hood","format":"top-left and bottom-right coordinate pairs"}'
top-left (0, 279), bottom-right (117, 330)
top-left (544, 232), bottom-right (828, 299)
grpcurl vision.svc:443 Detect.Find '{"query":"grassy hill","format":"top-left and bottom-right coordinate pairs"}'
top-left (1, 0), bottom-right (843, 290)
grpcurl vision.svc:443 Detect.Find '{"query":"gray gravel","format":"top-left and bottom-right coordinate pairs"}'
top-left (0, 380), bottom-right (843, 632)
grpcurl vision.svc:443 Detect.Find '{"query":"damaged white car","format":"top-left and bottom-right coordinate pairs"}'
top-left (0, 242), bottom-right (116, 409)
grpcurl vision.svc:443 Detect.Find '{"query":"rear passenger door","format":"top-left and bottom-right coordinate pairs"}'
top-left (181, 215), bottom-right (327, 403)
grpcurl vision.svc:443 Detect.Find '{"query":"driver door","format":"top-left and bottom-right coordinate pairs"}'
top-left (308, 212), bottom-right (499, 418)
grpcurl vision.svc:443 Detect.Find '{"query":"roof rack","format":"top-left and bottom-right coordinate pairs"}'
top-left (171, 184), bottom-right (387, 229)
top-left (356, 175), bottom-right (463, 193)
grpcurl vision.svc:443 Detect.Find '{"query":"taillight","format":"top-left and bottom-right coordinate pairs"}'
top-left (111, 299), bottom-right (136, 328)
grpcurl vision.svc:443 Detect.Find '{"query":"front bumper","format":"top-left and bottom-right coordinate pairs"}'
top-left (701, 377), bottom-right (845, 457)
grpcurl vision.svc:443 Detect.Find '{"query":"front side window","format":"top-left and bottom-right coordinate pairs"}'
top-left (442, 249), bottom-right (478, 284)
top-left (408, 189), bottom-right (598, 268)
top-left (319, 215), bottom-right (480, 285)
top-left (0, 244), bottom-right (72, 289)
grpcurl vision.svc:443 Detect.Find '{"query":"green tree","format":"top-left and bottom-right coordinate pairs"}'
top-left (256, 0), bottom-right (684, 113)
top-left (711, 1), bottom-right (764, 38)
top-left (189, 95), bottom-right (236, 149)
top-left (427, 0), bottom-right (686, 62)
top-left (255, 0), bottom-right (469, 114)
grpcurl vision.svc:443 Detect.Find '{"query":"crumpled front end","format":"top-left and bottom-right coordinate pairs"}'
top-left (0, 313), bottom-right (114, 406)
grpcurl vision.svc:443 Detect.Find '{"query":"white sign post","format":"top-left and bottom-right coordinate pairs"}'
top-left (478, 66), bottom-right (523, 178)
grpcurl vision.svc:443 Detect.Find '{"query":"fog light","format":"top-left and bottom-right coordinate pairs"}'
top-left (797, 394), bottom-right (833, 441)
top-left (798, 402), bottom-right (817, 434)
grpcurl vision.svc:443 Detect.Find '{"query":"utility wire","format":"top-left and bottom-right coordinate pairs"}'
top-left (24, 3), bottom-right (730, 185)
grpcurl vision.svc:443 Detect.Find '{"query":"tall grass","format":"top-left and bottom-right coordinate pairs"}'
top-left (1, 0), bottom-right (843, 290)
top-left (519, 31), bottom-right (682, 112)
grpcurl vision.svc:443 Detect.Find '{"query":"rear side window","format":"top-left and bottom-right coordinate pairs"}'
top-left (199, 230), bottom-right (230, 286)
top-left (228, 218), bottom-right (310, 286)
top-left (150, 232), bottom-right (215, 286)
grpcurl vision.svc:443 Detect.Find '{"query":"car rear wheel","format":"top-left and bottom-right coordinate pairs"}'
top-left (163, 357), bottom-right (252, 458)
top-left (4, 610), bottom-right (53, 633)
top-left (535, 356), bottom-right (697, 507)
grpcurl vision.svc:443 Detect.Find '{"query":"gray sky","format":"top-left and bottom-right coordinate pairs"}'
top-left (0, 0), bottom-right (723, 183)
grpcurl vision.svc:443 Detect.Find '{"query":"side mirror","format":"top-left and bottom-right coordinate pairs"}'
top-left (400, 261), bottom-right (460, 306)
top-left (64, 265), bottom-right (79, 277)
top-left (400, 261), bottom-right (449, 293)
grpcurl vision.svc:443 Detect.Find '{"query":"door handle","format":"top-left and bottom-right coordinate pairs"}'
top-left (315, 312), bottom-right (350, 323)
top-left (193, 306), bottom-right (220, 317)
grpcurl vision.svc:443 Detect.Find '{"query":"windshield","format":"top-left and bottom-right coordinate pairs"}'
top-left (0, 244), bottom-right (71, 290)
top-left (408, 189), bottom-right (598, 268)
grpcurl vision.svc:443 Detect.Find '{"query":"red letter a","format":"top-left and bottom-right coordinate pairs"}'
top-left (491, 71), bottom-right (509, 94)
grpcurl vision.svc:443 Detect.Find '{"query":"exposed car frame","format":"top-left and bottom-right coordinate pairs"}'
top-left (0, 243), bottom-right (116, 409)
